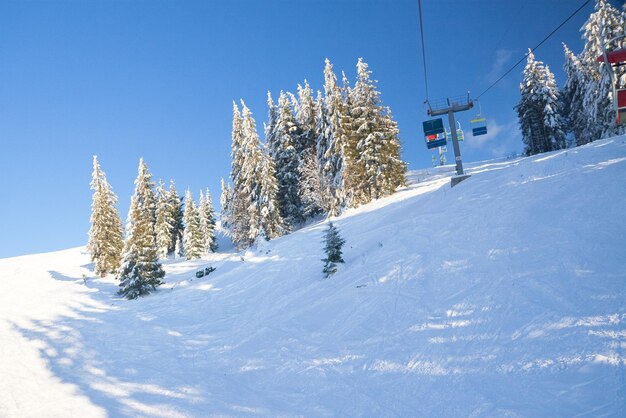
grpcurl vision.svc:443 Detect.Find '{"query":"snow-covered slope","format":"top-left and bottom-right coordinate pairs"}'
top-left (1, 138), bottom-right (625, 417)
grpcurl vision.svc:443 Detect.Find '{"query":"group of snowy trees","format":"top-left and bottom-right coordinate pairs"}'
top-left (517, 0), bottom-right (626, 156)
top-left (222, 58), bottom-right (407, 249)
top-left (88, 156), bottom-right (217, 299)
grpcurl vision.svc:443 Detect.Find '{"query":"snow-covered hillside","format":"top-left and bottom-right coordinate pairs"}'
top-left (1, 138), bottom-right (625, 417)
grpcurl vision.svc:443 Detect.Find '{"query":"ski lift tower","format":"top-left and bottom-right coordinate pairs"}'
top-left (426, 92), bottom-right (473, 187)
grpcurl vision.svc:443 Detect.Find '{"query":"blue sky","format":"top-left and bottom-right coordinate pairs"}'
top-left (0, 0), bottom-right (614, 258)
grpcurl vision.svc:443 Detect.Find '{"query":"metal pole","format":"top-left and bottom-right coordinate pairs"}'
top-left (447, 110), bottom-right (464, 176)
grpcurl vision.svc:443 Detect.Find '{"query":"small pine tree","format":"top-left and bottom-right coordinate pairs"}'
top-left (322, 222), bottom-right (345, 278)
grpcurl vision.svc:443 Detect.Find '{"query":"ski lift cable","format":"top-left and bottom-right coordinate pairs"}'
top-left (476, 0), bottom-right (592, 100)
top-left (417, 0), bottom-right (430, 101)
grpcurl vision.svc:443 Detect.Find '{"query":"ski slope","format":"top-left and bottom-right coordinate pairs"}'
top-left (1, 138), bottom-right (625, 417)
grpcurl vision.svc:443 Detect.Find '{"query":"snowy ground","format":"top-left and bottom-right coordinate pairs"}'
top-left (1, 138), bottom-right (625, 417)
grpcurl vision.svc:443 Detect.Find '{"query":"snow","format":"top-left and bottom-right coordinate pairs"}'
top-left (1, 137), bottom-right (626, 417)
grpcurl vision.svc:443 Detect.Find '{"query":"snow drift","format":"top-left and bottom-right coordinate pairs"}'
top-left (1, 137), bottom-right (625, 417)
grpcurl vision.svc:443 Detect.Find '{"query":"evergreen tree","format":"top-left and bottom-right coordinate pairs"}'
top-left (220, 177), bottom-right (233, 230)
top-left (562, 43), bottom-right (592, 146)
top-left (118, 158), bottom-right (165, 299)
top-left (516, 50), bottom-right (566, 156)
top-left (299, 147), bottom-right (325, 219)
top-left (167, 180), bottom-right (184, 255)
top-left (348, 58), bottom-right (407, 204)
top-left (322, 222), bottom-right (345, 278)
top-left (380, 106), bottom-right (407, 194)
top-left (315, 89), bottom-right (334, 214)
top-left (258, 149), bottom-right (285, 240)
top-left (155, 180), bottom-right (175, 259)
top-left (88, 156), bottom-right (124, 277)
top-left (199, 189), bottom-right (218, 253)
top-left (295, 80), bottom-right (317, 159)
top-left (269, 91), bottom-right (303, 227)
top-left (183, 190), bottom-right (204, 259)
top-left (240, 100), bottom-right (266, 245)
top-left (228, 101), bottom-right (253, 248)
top-left (323, 59), bottom-right (347, 216)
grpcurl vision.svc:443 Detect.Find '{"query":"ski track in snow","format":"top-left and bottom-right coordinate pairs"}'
top-left (1, 137), bottom-right (625, 417)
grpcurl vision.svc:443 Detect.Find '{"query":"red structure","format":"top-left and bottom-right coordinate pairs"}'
top-left (597, 48), bottom-right (626, 64)
top-left (598, 46), bottom-right (626, 125)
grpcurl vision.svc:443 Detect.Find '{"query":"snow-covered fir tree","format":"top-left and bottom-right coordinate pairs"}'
top-left (314, 89), bottom-right (334, 214)
top-left (579, 0), bottom-right (626, 139)
top-left (155, 180), bottom-right (175, 259)
top-left (379, 106), bottom-right (407, 193)
top-left (562, 43), bottom-right (592, 146)
top-left (183, 190), bottom-right (204, 259)
top-left (299, 147), bottom-right (325, 219)
top-left (228, 102), bottom-right (253, 248)
top-left (220, 177), bottom-right (233, 230)
top-left (258, 149), bottom-right (285, 240)
top-left (240, 100), bottom-right (265, 246)
top-left (295, 80), bottom-right (317, 160)
top-left (168, 181), bottom-right (185, 256)
top-left (117, 158), bottom-right (165, 299)
top-left (269, 91), bottom-right (303, 228)
top-left (322, 59), bottom-right (347, 216)
top-left (88, 156), bottom-right (124, 277)
top-left (199, 189), bottom-right (217, 253)
top-left (516, 50), bottom-right (566, 156)
top-left (322, 221), bottom-right (345, 278)
top-left (347, 58), bottom-right (406, 205)
top-left (295, 81), bottom-right (325, 219)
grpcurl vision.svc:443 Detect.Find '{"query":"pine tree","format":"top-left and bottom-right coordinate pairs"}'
top-left (323, 59), bottom-right (347, 216)
top-left (347, 58), bottom-right (407, 204)
top-left (269, 91), bottom-right (303, 228)
top-left (183, 190), bottom-right (204, 259)
top-left (228, 101), bottom-right (253, 248)
top-left (240, 100), bottom-right (266, 246)
top-left (315, 89), bottom-right (334, 214)
top-left (88, 156), bottom-right (124, 277)
top-left (562, 43), bottom-right (592, 146)
top-left (322, 222), bottom-right (345, 278)
top-left (220, 177), bottom-right (233, 230)
top-left (167, 180), bottom-right (184, 255)
top-left (155, 180), bottom-right (175, 259)
top-left (516, 50), bottom-right (566, 156)
top-left (295, 80), bottom-right (317, 159)
top-left (380, 107), bottom-right (407, 194)
top-left (118, 158), bottom-right (165, 299)
top-left (199, 189), bottom-right (218, 253)
top-left (258, 149), bottom-right (285, 240)
top-left (299, 147), bottom-right (325, 219)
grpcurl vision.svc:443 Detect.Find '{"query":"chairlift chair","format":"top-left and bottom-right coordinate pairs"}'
top-left (425, 132), bottom-right (446, 149)
top-left (470, 100), bottom-right (487, 136)
top-left (471, 116), bottom-right (487, 136)
top-left (597, 34), bottom-right (626, 125)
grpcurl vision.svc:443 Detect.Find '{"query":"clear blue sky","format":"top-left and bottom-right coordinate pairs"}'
top-left (0, 0), bottom-right (613, 258)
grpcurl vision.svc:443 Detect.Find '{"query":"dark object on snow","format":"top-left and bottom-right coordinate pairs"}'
top-left (195, 266), bottom-right (216, 278)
